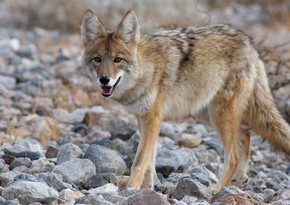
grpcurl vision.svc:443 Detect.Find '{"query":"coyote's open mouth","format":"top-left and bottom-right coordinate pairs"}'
top-left (101, 77), bottom-right (121, 97)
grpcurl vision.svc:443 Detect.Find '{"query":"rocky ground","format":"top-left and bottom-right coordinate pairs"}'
top-left (1, 2), bottom-right (290, 205)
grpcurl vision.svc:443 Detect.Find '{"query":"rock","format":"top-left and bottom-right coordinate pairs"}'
top-left (73, 89), bottom-right (89, 106)
top-left (56, 143), bottom-right (83, 164)
top-left (187, 166), bottom-right (218, 186)
top-left (105, 194), bottom-right (127, 205)
top-left (31, 116), bottom-right (59, 143)
top-left (186, 123), bottom-right (208, 136)
top-left (36, 172), bottom-right (71, 192)
top-left (30, 157), bottom-right (54, 173)
top-left (281, 189), bottom-right (290, 200)
top-left (0, 75), bottom-right (16, 89)
top-left (84, 111), bottom-right (101, 126)
top-left (212, 193), bottom-right (254, 205)
top-left (4, 138), bottom-right (44, 160)
top-left (266, 180), bottom-right (284, 191)
top-left (174, 178), bottom-right (212, 200)
top-left (63, 108), bottom-right (88, 124)
top-left (72, 123), bottom-right (88, 135)
top-left (0, 38), bottom-right (20, 52)
top-left (271, 200), bottom-right (286, 205)
top-left (0, 171), bottom-right (21, 187)
top-left (88, 172), bottom-right (117, 188)
top-left (45, 145), bottom-right (59, 158)
top-left (9, 157), bottom-right (32, 170)
top-left (88, 183), bottom-right (118, 195)
top-left (127, 189), bottom-right (170, 205)
top-left (203, 136), bottom-right (223, 153)
top-left (263, 188), bottom-right (276, 203)
top-left (59, 188), bottom-right (84, 203)
top-left (99, 115), bottom-right (137, 140)
top-left (0, 84), bottom-right (14, 98)
top-left (156, 181), bottom-right (176, 197)
top-left (56, 47), bottom-right (70, 63)
top-left (251, 150), bottom-right (263, 162)
top-left (2, 181), bottom-right (58, 204)
top-left (177, 195), bottom-right (199, 204)
top-left (52, 158), bottom-right (95, 188)
top-left (156, 147), bottom-right (197, 177)
top-left (52, 108), bottom-right (69, 121)
top-left (83, 144), bottom-right (127, 175)
top-left (16, 44), bottom-right (37, 59)
top-left (211, 186), bottom-right (259, 204)
top-left (0, 159), bottom-right (7, 172)
top-left (160, 122), bottom-right (176, 137)
top-left (93, 138), bottom-right (129, 156)
top-left (177, 136), bottom-right (202, 148)
top-left (0, 198), bottom-right (20, 205)
top-left (75, 195), bottom-right (114, 205)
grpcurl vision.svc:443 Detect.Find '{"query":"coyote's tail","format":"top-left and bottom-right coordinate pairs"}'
top-left (249, 61), bottom-right (290, 155)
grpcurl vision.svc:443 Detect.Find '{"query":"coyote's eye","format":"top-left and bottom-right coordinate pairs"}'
top-left (114, 57), bottom-right (122, 63)
top-left (93, 57), bottom-right (102, 63)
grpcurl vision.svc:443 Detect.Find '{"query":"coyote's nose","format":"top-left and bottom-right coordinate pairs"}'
top-left (99, 76), bottom-right (110, 85)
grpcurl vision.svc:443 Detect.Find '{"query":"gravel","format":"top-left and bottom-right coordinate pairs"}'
top-left (0, 2), bottom-right (290, 204)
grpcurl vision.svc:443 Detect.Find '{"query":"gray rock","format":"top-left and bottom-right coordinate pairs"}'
top-left (9, 157), bottom-right (32, 170)
top-left (264, 188), bottom-right (276, 203)
top-left (187, 166), bottom-right (218, 186)
top-left (59, 188), bottom-right (84, 203)
top-left (93, 138), bottom-right (129, 156)
top-left (105, 194), bottom-right (127, 205)
top-left (52, 158), bottom-right (95, 188)
top-left (203, 136), bottom-right (223, 154)
top-left (0, 198), bottom-right (20, 205)
top-left (0, 38), bottom-right (20, 53)
top-left (36, 172), bottom-right (72, 192)
top-left (16, 44), bottom-right (37, 59)
top-left (127, 189), bottom-right (170, 205)
top-left (185, 123), bottom-right (208, 136)
top-left (56, 143), bottom-right (83, 164)
top-left (156, 147), bottom-right (197, 177)
top-left (63, 108), bottom-right (88, 124)
top-left (2, 180), bottom-right (58, 204)
top-left (0, 170), bottom-right (21, 186)
top-left (83, 144), bottom-right (127, 175)
top-left (160, 122), bottom-right (175, 137)
top-left (266, 180), bottom-right (284, 191)
top-left (99, 115), bottom-right (137, 140)
top-left (88, 183), bottom-right (118, 195)
top-left (4, 138), bottom-right (44, 160)
top-left (0, 158), bottom-right (7, 172)
top-left (0, 75), bottom-right (16, 89)
top-left (75, 195), bottom-right (114, 205)
top-left (30, 157), bottom-right (55, 173)
top-left (174, 178), bottom-right (212, 200)
top-left (281, 189), bottom-right (290, 200)
top-left (88, 172), bottom-right (117, 188)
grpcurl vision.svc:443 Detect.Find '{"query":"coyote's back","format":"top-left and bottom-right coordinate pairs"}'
top-left (81, 9), bottom-right (290, 190)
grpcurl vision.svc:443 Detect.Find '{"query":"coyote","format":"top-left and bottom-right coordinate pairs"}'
top-left (81, 9), bottom-right (290, 191)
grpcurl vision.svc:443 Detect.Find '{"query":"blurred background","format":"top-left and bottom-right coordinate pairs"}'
top-left (1, 0), bottom-right (290, 32)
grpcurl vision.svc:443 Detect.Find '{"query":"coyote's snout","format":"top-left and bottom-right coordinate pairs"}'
top-left (81, 9), bottom-right (290, 191)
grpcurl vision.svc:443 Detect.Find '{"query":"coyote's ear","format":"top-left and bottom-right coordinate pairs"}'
top-left (114, 10), bottom-right (140, 44)
top-left (81, 10), bottom-right (107, 42)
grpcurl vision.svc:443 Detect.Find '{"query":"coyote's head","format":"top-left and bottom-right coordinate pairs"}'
top-left (81, 10), bottom-right (140, 98)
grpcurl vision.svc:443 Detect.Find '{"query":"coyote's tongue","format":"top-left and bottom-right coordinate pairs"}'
top-left (102, 86), bottom-right (113, 95)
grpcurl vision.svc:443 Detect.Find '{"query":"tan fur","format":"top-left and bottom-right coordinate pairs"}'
top-left (81, 9), bottom-right (290, 190)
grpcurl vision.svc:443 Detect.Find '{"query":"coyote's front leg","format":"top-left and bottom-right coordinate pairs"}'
top-left (127, 112), bottom-right (161, 189)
